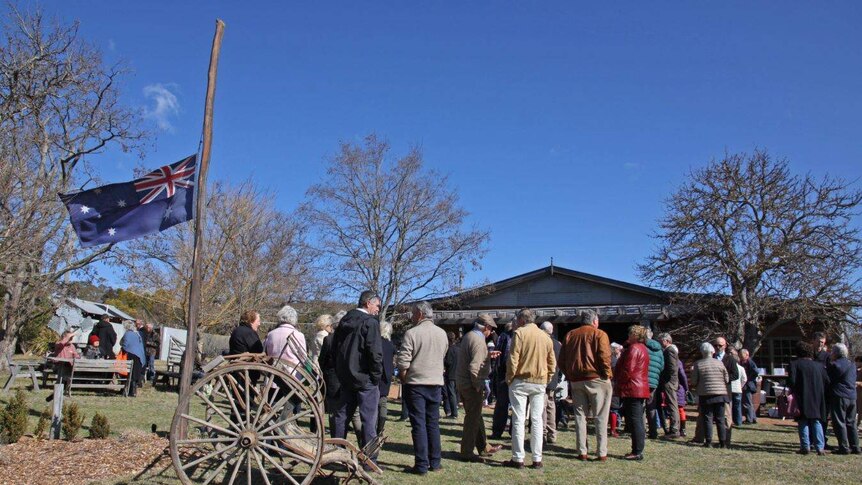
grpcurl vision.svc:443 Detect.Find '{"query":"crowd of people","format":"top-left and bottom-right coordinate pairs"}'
top-left (50, 315), bottom-right (160, 397)
top-left (52, 291), bottom-right (859, 474)
top-left (219, 294), bottom-right (861, 474)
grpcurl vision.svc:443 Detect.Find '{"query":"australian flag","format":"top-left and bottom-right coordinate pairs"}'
top-left (59, 155), bottom-right (197, 247)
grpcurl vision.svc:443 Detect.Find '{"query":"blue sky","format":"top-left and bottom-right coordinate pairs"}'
top-left (17, 1), bottom-right (862, 289)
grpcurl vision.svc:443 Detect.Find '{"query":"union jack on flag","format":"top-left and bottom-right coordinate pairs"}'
top-left (134, 156), bottom-right (196, 204)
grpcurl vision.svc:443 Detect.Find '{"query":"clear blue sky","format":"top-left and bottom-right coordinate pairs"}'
top-left (16, 1), bottom-right (862, 289)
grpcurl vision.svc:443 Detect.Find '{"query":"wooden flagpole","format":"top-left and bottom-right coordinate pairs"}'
top-left (177, 19), bottom-right (225, 439)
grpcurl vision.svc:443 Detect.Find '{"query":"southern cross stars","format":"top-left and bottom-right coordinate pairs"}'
top-left (80, 205), bottom-right (91, 214)
top-left (108, 228), bottom-right (116, 236)
top-left (117, 199), bottom-right (127, 208)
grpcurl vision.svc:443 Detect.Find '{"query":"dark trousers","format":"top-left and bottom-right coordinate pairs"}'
top-left (458, 384), bottom-right (489, 457)
top-left (377, 395), bottom-right (388, 435)
top-left (742, 389), bottom-right (757, 422)
top-left (831, 397), bottom-right (860, 452)
top-left (646, 387), bottom-right (660, 437)
top-left (144, 354), bottom-right (156, 381)
top-left (129, 356), bottom-right (143, 396)
top-left (443, 380), bottom-right (459, 417)
top-left (334, 384), bottom-right (379, 457)
top-left (491, 381), bottom-right (510, 437)
top-left (623, 398), bottom-right (646, 455)
top-left (405, 384), bottom-right (443, 472)
top-left (700, 401), bottom-right (727, 444)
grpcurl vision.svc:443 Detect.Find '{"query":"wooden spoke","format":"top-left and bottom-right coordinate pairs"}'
top-left (258, 434), bottom-right (312, 441)
top-left (254, 390), bottom-right (298, 430)
top-left (251, 372), bottom-right (276, 429)
top-left (250, 448), bottom-right (272, 485)
top-left (257, 408), bottom-right (314, 436)
top-left (256, 446), bottom-right (302, 485)
top-left (217, 374), bottom-right (245, 427)
top-left (226, 450), bottom-right (244, 485)
top-left (180, 441), bottom-right (238, 470)
top-left (194, 389), bottom-right (242, 433)
top-left (175, 436), bottom-right (237, 446)
top-left (200, 446), bottom-right (242, 485)
top-left (246, 446), bottom-right (252, 485)
top-left (180, 414), bottom-right (238, 438)
top-left (256, 441), bottom-right (315, 465)
top-left (244, 369), bottom-right (252, 427)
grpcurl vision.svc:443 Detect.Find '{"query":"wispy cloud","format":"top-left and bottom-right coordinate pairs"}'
top-left (107, 39), bottom-right (116, 51)
top-left (143, 83), bottom-right (180, 131)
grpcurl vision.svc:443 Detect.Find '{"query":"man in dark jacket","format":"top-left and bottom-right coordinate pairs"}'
top-left (490, 321), bottom-right (513, 439)
top-left (443, 331), bottom-right (460, 419)
top-left (739, 349), bottom-right (760, 424)
top-left (541, 322), bottom-right (562, 445)
top-left (827, 343), bottom-right (859, 454)
top-left (91, 315), bottom-right (117, 359)
top-left (332, 291), bottom-right (384, 460)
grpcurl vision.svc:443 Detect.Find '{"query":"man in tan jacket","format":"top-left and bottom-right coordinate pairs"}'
top-left (503, 308), bottom-right (556, 469)
top-left (456, 313), bottom-right (503, 462)
top-left (559, 309), bottom-right (613, 461)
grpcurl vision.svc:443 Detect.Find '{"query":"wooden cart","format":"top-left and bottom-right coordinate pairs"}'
top-left (169, 338), bottom-right (383, 485)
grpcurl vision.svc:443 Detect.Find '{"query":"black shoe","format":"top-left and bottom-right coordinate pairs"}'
top-left (851, 448), bottom-right (861, 455)
top-left (623, 453), bottom-right (643, 461)
top-left (407, 466), bottom-right (428, 475)
top-left (834, 449), bottom-right (850, 455)
top-left (797, 449), bottom-right (809, 455)
top-left (502, 459), bottom-right (525, 469)
top-left (430, 466), bottom-right (443, 472)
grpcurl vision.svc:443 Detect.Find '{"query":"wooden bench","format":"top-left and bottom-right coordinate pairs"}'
top-left (3, 354), bottom-right (44, 391)
top-left (155, 337), bottom-right (185, 388)
top-left (50, 357), bottom-right (134, 396)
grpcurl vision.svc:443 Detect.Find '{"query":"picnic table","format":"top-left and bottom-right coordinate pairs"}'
top-left (47, 356), bottom-right (134, 396)
top-left (3, 354), bottom-right (44, 391)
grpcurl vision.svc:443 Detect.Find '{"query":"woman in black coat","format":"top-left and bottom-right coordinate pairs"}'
top-left (788, 341), bottom-right (830, 455)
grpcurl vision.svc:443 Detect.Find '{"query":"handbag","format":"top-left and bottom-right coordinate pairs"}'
top-left (114, 350), bottom-right (130, 377)
top-left (777, 388), bottom-right (799, 418)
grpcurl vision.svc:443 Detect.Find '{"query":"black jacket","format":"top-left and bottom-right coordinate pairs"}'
top-left (742, 358), bottom-right (759, 392)
top-left (228, 325), bottom-right (263, 355)
top-left (547, 337), bottom-right (562, 392)
top-left (319, 333), bottom-right (341, 405)
top-left (827, 357), bottom-right (857, 401)
top-left (788, 358), bottom-right (830, 420)
top-left (379, 339), bottom-right (395, 398)
top-left (91, 321), bottom-right (117, 359)
top-left (444, 342), bottom-right (459, 381)
top-left (721, 352), bottom-right (739, 382)
top-left (333, 309), bottom-right (383, 391)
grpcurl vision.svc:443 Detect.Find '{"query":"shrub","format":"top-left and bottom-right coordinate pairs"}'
top-left (33, 407), bottom-right (52, 440)
top-left (0, 390), bottom-right (29, 444)
top-left (61, 402), bottom-right (84, 441)
top-left (89, 412), bottom-right (110, 439)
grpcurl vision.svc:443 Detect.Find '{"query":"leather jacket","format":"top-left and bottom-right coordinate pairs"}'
top-left (614, 342), bottom-right (650, 399)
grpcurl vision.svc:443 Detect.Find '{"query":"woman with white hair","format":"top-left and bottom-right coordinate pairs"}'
top-left (690, 342), bottom-right (730, 448)
top-left (309, 314), bottom-right (334, 361)
top-left (263, 305), bottom-right (307, 365)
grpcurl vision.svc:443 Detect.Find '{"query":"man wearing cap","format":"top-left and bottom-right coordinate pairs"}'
top-left (456, 313), bottom-right (504, 462)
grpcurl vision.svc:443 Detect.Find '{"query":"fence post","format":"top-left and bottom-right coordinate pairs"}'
top-left (50, 383), bottom-right (64, 440)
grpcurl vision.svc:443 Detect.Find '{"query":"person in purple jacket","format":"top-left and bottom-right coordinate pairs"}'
top-left (672, 345), bottom-right (690, 437)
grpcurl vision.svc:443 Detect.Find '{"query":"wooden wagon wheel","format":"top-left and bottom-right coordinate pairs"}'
top-left (170, 362), bottom-right (325, 485)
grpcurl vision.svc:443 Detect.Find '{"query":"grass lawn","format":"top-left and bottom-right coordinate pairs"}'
top-left (2, 378), bottom-right (861, 485)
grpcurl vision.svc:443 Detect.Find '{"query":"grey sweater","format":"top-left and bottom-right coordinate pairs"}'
top-left (396, 319), bottom-right (448, 386)
top-left (690, 358), bottom-right (730, 397)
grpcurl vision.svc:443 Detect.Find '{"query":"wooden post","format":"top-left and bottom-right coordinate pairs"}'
top-left (177, 19), bottom-right (225, 439)
top-left (50, 383), bottom-right (64, 439)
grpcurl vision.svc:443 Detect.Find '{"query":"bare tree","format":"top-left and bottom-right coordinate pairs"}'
top-left (639, 150), bottom-right (862, 353)
top-left (117, 180), bottom-right (324, 334)
top-left (302, 135), bottom-right (490, 322)
top-left (0, 7), bottom-right (147, 359)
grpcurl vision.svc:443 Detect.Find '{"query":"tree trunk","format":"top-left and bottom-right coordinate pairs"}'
top-left (742, 320), bottom-right (765, 355)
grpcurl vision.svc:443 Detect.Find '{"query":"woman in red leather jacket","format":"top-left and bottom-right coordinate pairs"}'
top-left (614, 325), bottom-right (651, 460)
